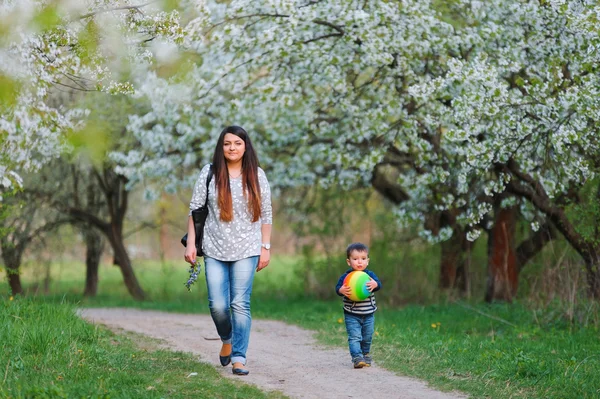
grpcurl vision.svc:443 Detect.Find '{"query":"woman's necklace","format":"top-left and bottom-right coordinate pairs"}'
top-left (229, 170), bottom-right (242, 179)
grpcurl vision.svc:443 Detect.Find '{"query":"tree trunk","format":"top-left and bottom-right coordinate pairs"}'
top-left (439, 232), bottom-right (470, 291)
top-left (43, 261), bottom-right (52, 294)
top-left (2, 246), bottom-right (23, 296)
top-left (159, 203), bottom-right (168, 262)
top-left (456, 238), bottom-right (473, 295)
top-left (438, 211), bottom-right (470, 295)
top-left (107, 229), bottom-right (146, 300)
top-left (584, 255), bottom-right (600, 299)
top-left (485, 205), bottom-right (518, 302)
top-left (439, 232), bottom-right (471, 295)
top-left (7, 264), bottom-right (23, 296)
top-left (440, 235), bottom-right (460, 289)
top-left (68, 169), bottom-right (147, 300)
top-left (83, 227), bottom-right (104, 297)
top-left (506, 161), bottom-right (600, 299)
top-left (67, 217), bottom-right (147, 300)
top-left (516, 223), bottom-right (556, 272)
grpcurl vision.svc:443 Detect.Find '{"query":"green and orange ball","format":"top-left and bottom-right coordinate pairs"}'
top-left (343, 271), bottom-right (371, 301)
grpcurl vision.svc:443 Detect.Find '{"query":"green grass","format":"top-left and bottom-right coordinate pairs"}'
top-left (19, 255), bottom-right (304, 304)
top-left (0, 296), bottom-right (287, 399)
top-left (252, 299), bottom-right (600, 399)
top-left (3, 256), bottom-right (600, 399)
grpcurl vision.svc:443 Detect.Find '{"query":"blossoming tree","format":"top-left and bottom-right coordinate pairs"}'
top-left (0, 0), bottom-right (183, 299)
top-left (7, 1), bottom-right (600, 300)
top-left (115, 0), bottom-right (485, 292)
top-left (427, 1), bottom-right (600, 298)
top-left (117, 0), bottom-right (600, 300)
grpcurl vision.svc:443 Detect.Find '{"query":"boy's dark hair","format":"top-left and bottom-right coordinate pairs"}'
top-left (346, 242), bottom-right (369, 258)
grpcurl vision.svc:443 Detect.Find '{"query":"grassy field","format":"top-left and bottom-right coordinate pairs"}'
top-left (1, 297), bottom-right (287, 399)
top-left (2, 255), bottom-right (600, 398)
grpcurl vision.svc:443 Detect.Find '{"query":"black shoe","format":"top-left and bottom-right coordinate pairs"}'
top-left (232, 367), bottom-right (249, 375)
top-left (219, 344), bottom-right (231, 366)
top-left (219, 355), bottom-right (231, 366)
top-left (353, 357), bottom-right (367, 369)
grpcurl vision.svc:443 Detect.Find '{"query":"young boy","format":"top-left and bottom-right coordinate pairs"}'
top-left (335, 242), bottom-right (382, 368)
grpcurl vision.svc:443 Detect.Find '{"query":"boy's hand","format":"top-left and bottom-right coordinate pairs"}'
top-left (339, 285), bottom-right (352, 297)
top-left (366, 279), bottom-right (378, 292)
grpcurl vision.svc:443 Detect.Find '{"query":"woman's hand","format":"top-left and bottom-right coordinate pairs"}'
top-left (257, 247), bottom-right (270, 272)
top-left (184, 215), bottom-right (197, 265)
top-left (184, 244), bottom-right (196, 265)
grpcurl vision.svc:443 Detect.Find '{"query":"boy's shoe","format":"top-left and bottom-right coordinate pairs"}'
top-left (363, 354), bottom-right (372, 367)
top-left (352, 356), bottom-right (367, 369)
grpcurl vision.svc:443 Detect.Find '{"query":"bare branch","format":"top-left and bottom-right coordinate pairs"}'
top-left (79, 1), bottom-right (158, 20)
top-left (303, 32), bottom-right (343, 44)
top-left (50, 80), bottom-right (96, 92)
top-left (312, 19), bottom-right (345, 35)
top-left (299, 0), bottom-right (324, 8)
top-left (124, 221), bottom-right (158, 238)
top-left (199, 51), bottom-right (271, 99)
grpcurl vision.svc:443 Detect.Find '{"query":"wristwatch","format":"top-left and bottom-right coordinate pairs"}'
top-left (261, 243), bottom-right (271, 250)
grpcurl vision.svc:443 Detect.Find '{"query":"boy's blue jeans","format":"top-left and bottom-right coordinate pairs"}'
top-left (344, 312), bottom-right (375, 360)
top-left (204, 256), bottom-right (258, 366)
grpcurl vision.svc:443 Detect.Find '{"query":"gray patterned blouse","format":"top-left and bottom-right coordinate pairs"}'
top-left (189, 164), bottom-right (272, 261)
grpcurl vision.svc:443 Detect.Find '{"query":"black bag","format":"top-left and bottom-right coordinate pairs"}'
top-left (181, 165), bottom-right (213, 256)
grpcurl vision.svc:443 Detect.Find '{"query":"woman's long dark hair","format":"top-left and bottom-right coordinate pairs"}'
top-left (212, 125), bottom-right (262, 222)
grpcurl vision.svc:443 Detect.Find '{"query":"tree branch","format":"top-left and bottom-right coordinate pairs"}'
top-left (124, 221), bottom-right (158, 238)
top-left (516, 222), bottom-right (556, 272)
top-left (303, 32), bottom-right (343, 44)
top-left (68, 207), bottom-right (110, 232)
top-left (79, 1), bottom-right (158, 19)
top-left (505, 165), bottom-right (593, 261)
top-left (312, 19), bottom-right (345, 35)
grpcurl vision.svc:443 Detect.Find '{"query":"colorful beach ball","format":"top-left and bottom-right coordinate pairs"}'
top-left (343, 271), bottom-right (371, 301)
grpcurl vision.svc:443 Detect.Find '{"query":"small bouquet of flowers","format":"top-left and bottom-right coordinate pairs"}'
top-left (185, 260), bottom-right (201, 292)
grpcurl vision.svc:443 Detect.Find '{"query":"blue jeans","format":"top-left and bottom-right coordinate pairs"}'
top-left (344, 312), bottom-right (374, 360)
top-left (204, 256), bottom-right (258, 365)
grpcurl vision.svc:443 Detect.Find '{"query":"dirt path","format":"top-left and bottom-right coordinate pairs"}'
top-left (79, 308), bottom-right (467, 399)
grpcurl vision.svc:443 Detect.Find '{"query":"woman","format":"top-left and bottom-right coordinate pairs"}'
top-left (184, 125), bottom-right (272, 376)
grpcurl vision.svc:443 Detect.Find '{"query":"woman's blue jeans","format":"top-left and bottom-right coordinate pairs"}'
top-left (204, 256), bottom-right (258, 366)
top-left (344, 312), bottom-right (374, 360)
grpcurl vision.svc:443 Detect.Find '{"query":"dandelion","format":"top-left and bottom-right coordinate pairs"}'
top-left (431, 323), bottom-right (437, 328)
top-left (9, 296), bottom-right (13, 301)
top-left (337, 318), bottom-right (343, 324)
top-left (437, 322), bottom-right (441, 326)
top-left (185, 260), bottom-right (202, 291)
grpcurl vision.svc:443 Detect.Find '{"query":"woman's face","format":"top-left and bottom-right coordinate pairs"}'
top-left (223, 133), bottom-right (246, 164)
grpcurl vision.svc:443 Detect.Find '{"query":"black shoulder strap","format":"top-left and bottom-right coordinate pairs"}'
top-left (204, 164), bottom-right (213, 206)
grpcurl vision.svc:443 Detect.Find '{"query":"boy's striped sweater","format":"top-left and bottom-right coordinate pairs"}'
top-left (335, 269), bottom-right (382, 315)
